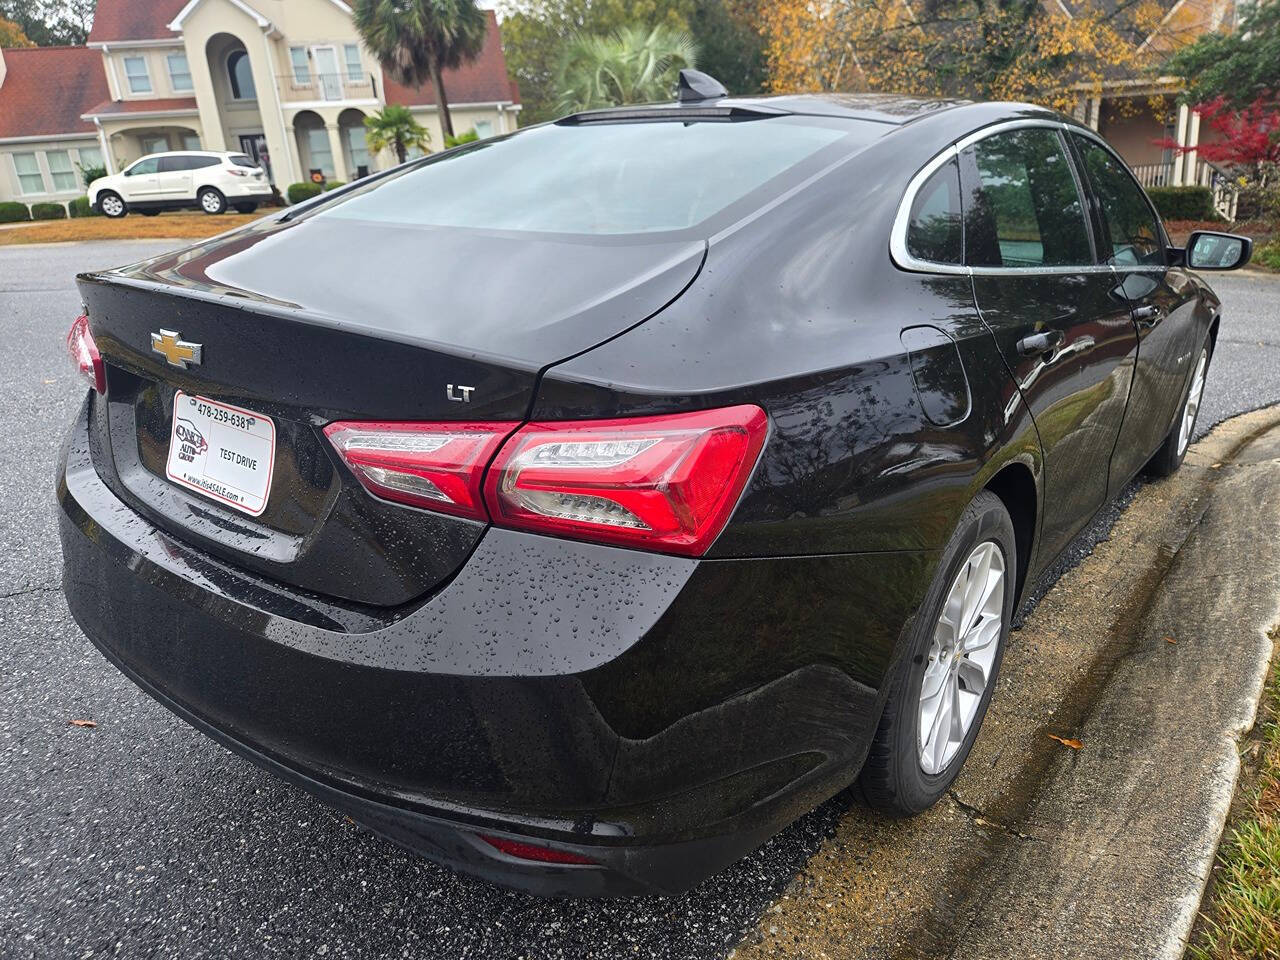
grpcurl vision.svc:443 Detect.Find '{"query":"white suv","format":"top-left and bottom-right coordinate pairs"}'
top-left (88, 151), bottom-right (274, 218)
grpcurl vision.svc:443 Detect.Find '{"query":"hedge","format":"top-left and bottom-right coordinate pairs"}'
top-left (287, 182), bottom-right (324, 204)
top-left (1146, 186), bottom-right (1216, 222)
top-left (0, 201), bottom-right (30, 223)
top-left (321, 180), bottom-right (345, 191)
top-left (69, 196), bottom-right (98, 218)
top-left (31, 202), bottom-right (67, 220)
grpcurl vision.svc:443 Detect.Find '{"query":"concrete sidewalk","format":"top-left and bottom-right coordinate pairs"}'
top-left (734, 406), bottom-right (1280, 960)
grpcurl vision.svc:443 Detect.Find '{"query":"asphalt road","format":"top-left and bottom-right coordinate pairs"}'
top-left (1, 241), bottom-right (1277, 960)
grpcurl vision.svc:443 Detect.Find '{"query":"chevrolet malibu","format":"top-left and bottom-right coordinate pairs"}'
top-left (58, 75), bottom-right (1251, 897)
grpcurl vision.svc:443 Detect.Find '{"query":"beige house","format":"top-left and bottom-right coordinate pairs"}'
top-left (1069, 0), bottom-right (1241, 216)
top-left (0, 0), bottom-right (520, 207)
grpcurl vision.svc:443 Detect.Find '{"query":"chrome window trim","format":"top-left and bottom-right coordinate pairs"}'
top-left (890, 117), bottom-right (1123, 277)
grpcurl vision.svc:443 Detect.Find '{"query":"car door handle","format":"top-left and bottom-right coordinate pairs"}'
top-left (1016, 330), bottom-right (1065, 358)
top-left (1132, 304), bottom-right (1164, 327)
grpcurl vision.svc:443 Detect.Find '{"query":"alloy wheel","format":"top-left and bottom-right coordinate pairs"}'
top-left (918, 540), bottom-right (1005, 775)
top-left (1177, 348), bottom-right (1208, 457)
top-left (100, 195), bottom-right (123, 217)
top-left (201, 191), bottom-right (223, 214)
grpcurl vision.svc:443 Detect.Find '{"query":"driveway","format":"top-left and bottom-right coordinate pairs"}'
top-left (2, 241), bottom-right (1278, 959)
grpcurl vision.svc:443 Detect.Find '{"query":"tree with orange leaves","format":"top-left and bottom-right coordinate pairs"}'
top-left (758, 0), bottom-right (1167, 113)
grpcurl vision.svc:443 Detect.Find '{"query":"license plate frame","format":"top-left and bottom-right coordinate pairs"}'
top-left (165, 391), bottom-right (276, 517)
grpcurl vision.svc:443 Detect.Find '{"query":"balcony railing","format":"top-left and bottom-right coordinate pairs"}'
top-left (1130, 159), bottom-right (1239, 221)
top-left (277, 72), bottom-right (378, 103)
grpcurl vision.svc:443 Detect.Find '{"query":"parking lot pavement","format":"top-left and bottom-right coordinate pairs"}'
top-left (1, 242), bottom-right (1278, 960)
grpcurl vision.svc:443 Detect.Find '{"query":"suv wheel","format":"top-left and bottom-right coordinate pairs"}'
top-left (198, 188), bottom-right (227, 215)
top-left (233, 202), bottom-right (259, 214)
top-left (98, 192), bottom-right (127, 218)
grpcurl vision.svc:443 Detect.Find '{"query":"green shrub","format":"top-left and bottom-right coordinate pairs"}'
top-left (444, 129), bottom-right (479, 148)
top-left (68, 196), bottom-right (98, 218)
top-left (78, 163), bottom-right (107, 188)
top-left (1147, 186), bottom-right (1217, 221)
top-left (321, 179), bottom-right (345, 191)
top-left (287, 182), bottom-right (323, 204)
top-left (1255, 241), bottom-right (1280, 271)
top-left (31, 202), bottom-right (67, 220)
top-left (0, 201), bottom-right (29, 223)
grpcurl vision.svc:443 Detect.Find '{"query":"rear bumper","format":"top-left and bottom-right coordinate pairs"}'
top-left (220, 180), bottom-right (272, 199)
top-left (59, 395), bottom-right (931, 895)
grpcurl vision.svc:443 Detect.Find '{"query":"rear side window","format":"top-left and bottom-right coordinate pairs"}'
top-left (963, 128), bottom-right (1093, 268)
top-left (1070, 134), bottom-right (1166, 267)
top-left (189, 156), bottom-right (221, 169)
top-left (230, 154), bottom-right (258, 168)
top-left (314, 116), bottom-right (875, 236)
top-left (906, 157), bottom-right (963, 264)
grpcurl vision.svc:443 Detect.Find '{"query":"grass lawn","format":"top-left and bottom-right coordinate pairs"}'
top-left (1190, 640), bottom-right (1280, 959)
top-left (0, 210), bottom-right (269, 246)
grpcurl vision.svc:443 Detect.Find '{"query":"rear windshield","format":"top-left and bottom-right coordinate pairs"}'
top-left (230, 154), bottom-right (258, 168)
top-left (314, 116), bottom-right (874, 236)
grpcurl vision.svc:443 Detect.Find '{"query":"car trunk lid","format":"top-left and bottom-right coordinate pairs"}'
top-left (77, 217), bottom-right (705, 607)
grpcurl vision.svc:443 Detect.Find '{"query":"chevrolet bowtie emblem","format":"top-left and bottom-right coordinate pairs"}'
top-left (151, 329), bottom-right (202, 369)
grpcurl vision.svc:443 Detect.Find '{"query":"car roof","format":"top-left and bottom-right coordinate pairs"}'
top-left (557, 94), bottom-right (1068, 132)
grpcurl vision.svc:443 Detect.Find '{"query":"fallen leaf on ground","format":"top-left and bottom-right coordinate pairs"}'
top-left (1048, 734), bottom-right (1083, 750)
top-left (1211, 462), bottom-right (1223, 470)
top-left (68, 719), bottom-right (97, 728)
top-left (1164, 635), bottom-right (1177, 644)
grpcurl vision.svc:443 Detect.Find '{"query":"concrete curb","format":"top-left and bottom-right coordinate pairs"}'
top-left (732, 405), bottom-right (1280, 960)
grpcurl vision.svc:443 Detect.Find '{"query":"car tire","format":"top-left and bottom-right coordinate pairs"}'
top-left (859, 489), bottom-right (1016, 816)
top-left (97, 191), bottom-right (127, 218)
top-left (139, 209), bottom-right (161, 217)
top-left (1145, 336), bottom-right (1212, 478)
top-left (198, 188), bottom-right (227, 215)
top-left (233, 203), bottom-right (258, 214)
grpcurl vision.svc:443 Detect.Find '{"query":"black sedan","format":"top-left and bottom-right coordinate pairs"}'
top-left (58, 72), bottom-right (1251, 897)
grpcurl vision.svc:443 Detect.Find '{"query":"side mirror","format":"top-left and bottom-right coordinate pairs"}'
top-left (1184, 231), bottom-right (1252, 271)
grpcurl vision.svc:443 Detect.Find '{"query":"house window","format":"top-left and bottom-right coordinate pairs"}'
top-left (474, 120), bottom-right (493, 138)
top-left (343, 44), bottom-right (362, 81)
top-left (182, 133), bottom-right (202, 151)
top-left (140, 135), bottom-right (169, 155)
top-left (306, 128), bottom-right (334, 178)
top-left (123, 55), bottom-right (152, 94)
top-left (167, 52), bottom-right (193, 92)
top-left (290, 46), bottom-right (309, 84)
top-left (77, 146), bottom-right (104, 175)
top-left (12, 152), bottom-right (45, 194)
top-left (46, 150), bottom-right (78, 191)
top-left (346, 126), bottom-right (371, 174)
top-left (227, 50), bottom-right (256, 99)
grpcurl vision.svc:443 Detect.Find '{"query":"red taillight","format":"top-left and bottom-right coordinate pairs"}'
top-left (483, 405), bottom-right (768, 556)
top-left (478, 834), bottom-right (598, 865)
top-left (324, 406), bottom-right (767, 555)
top-left (323, 421), bottom-right (517, 520)
top-left (67, 314), bottom-right (105, 394)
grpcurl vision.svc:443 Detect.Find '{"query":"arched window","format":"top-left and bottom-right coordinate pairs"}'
top-left (227, 50), bottom-right (256, 99)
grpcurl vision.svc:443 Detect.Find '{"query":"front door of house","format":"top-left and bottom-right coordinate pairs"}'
top-left (312, 46), bottom-right (342, 100)
top-left (238, 134), bottom-right (272, 183)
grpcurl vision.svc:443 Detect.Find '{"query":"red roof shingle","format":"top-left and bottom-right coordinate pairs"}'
top-left (87, 0), bottom-right (187, 44)
top-left (383, 12), bottom-right (519, 107)
top-left (0, 46), bottom-right (110, 140)
top-left (83, 96), bottom-right (199, 118)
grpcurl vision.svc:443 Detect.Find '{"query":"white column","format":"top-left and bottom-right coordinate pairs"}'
top-left (326, 124), bottom-right (349, 182)
top-left (1184, 108), bottom-right (1202, 184)
top-left (1088, 97), bottom-right (1102, 131)
top-left (95, 119), bottom-right (114, 174)
top-left (1171, 102), bottom-right (1190, 186)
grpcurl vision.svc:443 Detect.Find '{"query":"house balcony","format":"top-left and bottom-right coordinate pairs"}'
top-left (277, 72), bottom-right (379, 104)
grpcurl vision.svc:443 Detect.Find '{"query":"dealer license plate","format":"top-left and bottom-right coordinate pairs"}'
top-left (165, 391), bottom-right (276, 516)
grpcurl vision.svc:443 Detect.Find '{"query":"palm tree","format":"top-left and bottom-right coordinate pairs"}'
top-left (364, 104), bottom-right (432, 163)
top-left (354, 0), bottom-right (488, 139)
top-left (555, 25), bottom-right (698, 115)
